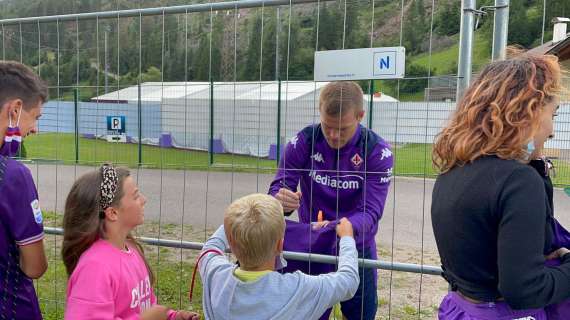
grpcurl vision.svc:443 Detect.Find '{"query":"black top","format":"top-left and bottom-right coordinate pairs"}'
top-left (528, 158), bottom-right (554, 213)
top-left (432, 156), bottom-right (570, 309)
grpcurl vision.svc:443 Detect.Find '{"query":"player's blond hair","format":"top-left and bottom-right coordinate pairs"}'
top-left (319, 81), bottom-right (364, 116)
top-left (224, 193), bottom-right (285, 269)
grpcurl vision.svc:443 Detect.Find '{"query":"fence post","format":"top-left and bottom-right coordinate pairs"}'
top-left (492, 0), bottom-right (509, 61)
top-left (138, 82), bottom-right (142, 166)
top-left (74, 88), bottom-right (79, 163)
top-left (456, 0), bottom-right (476, 101)
top-left (276, 78), bottom-right (282, 165)
top-left (368, 80), bottom-right (374, 129)
top-left (209, 80), bottom-right (214, 166)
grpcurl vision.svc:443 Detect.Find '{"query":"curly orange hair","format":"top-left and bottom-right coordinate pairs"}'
top-left (433, 51), bottom-right (562, 173)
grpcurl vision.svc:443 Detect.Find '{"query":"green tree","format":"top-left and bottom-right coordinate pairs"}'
top-left (400, 63), bottom-right (430, 94)
top-left (403, 0), bottom-right (429, 54)
top-left (312, 3), bottom-right (342, 51)
top-left (142, 66), bottom-right (162, 82)
top-left (240, 14), bottom-right (263, 81)
top-left (508, 0), bottom-right (542, 48)
top-left (434, 0), bottom-right (461, 36)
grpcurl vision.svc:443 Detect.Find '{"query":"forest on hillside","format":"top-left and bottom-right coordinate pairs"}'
top-left (0, 0), bottom-right (568, 100)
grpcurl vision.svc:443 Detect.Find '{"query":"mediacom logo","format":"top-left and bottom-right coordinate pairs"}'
top-left (309, 171), bottom-right (362, 190)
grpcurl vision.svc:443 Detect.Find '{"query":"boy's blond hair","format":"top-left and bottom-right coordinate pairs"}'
top-left (224, 193), bottom-right (285, 268)
top-left (319, 81), bottom-right (364, 117)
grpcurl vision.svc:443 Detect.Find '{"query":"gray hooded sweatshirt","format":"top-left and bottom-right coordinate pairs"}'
top-left (199, 225), bottom-right (359, 320)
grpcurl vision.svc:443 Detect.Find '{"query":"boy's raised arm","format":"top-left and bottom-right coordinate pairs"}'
top-left (199, 225), bottom-right (230, 276)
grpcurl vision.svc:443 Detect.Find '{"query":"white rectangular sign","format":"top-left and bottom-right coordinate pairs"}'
top-left (314, 47), bottom-right (406, 81)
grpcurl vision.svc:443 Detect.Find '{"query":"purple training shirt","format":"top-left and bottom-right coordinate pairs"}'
top-left (269, 124), bottom-right (393, 250)
top-left (0, 157), bottom-right (44, 320)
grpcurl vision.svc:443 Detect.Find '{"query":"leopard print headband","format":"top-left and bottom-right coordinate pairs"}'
top-left (99, 164), bottom-right (118, 215)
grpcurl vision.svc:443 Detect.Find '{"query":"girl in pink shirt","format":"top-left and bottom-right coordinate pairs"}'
top-left (62, 164), bottom-right (199, 320)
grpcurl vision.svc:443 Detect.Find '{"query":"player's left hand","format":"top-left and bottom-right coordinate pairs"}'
top-left (175, 311), bottom-right (200, 320)
top-left (312, 220), bottom-right (330, 230)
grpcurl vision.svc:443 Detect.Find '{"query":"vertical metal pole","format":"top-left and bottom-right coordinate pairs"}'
top-left (276, 7), bottom-right (280, 80)
top-left (104, 27), bottom-right (109, 93)
top-left (138, 82), bottom-right (142, 166)
top-left (19, 23), bottom-right (22, 63)
top-left (2, 24), bottom-right (5, 60)
top-left (541, 0), bottom-right (546, 45)
top-left (74, 88), bottom-right (79, 163)
top-left (209, 80), bottom-right (214, 165)
top-left (456, 0), bottom-right (476, 102)
top-left (492, 0), bottom-right (509, 61)
top-left (276, 78), bottom-right (282, 164)
top-left (368, 80), bottom-right (374, 129)
top-left (138, 13), bottom-right (142, 167)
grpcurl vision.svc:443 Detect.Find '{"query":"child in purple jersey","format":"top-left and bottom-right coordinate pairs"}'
top-left (432, 50), bottom-right (570, 319)
top-left (62, 164), bottom-right (198, 320)
top-left (529, 157), bottom-right (570, 319)
top-left (269, 81), bottom-right (393, 320)
top-left (0, 61), bottom-right (48, 320)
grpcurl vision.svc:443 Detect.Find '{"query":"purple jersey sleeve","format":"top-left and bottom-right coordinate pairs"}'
top-left (346, 144), bottom-right (393, 243)
top-left (0, 161), bottom-right (44, 246)
top-left (268, 131), bottom-right (310, 197)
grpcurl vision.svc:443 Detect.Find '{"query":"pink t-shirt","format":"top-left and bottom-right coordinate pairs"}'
top-left (65, 239), bottom-right (158, 320)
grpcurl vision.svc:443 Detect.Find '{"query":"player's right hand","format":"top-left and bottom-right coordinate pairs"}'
top-left (275, 188), bottom-right (301, 213)
top-left (336, 218), bottom-right (353, 238)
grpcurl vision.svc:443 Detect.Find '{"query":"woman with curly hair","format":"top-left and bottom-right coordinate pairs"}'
top-left (431, 50), bottom-right (570, 319)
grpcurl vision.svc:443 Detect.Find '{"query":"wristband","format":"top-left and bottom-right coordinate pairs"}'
top-left (167, 310), bottom-right (177, 320)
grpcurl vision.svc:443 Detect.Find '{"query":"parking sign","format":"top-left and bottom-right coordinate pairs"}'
top-left (107, 116), bottom-right (126, 133)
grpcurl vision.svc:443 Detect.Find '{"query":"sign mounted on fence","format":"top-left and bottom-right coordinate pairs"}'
top-left (106, 115), bottom-right (127, 143)
top-left (107, 116), bottom-right (126, 133)
top-left (314, 47), bottom-right (406, 81)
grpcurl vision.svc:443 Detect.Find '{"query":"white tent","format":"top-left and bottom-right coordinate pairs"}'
top-left (161, 81), bottom-right (332, 156)
top-left (92, 81), bottom-right (405, 157)
top-left (91, 82), bottom-right (210, 103)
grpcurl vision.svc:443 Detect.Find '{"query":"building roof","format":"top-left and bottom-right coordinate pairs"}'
top-left (91, 82), bottom-right (210, 103)
top-left (91, 81), bottom-right (399, 103)
top-left (528, 32), bottom-right (570, 61)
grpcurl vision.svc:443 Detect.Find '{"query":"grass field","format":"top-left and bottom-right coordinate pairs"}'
top-left (24, 133), bottom-right (570, 187)
top-left (25, 133), bottom-right (278, 172)
top-left (24, 133), bottom-right (437, 176)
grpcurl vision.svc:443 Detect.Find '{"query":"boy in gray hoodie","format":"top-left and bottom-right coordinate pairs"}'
top-left (198, 193), bottom-right (359, 320)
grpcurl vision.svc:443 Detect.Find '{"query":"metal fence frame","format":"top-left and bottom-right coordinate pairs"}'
top-left (44, 227), bottom-right (443, 275)
top-left (0, 0), bottom-right (527, 317)
top-left (0, 0), bottom-right (333, 25)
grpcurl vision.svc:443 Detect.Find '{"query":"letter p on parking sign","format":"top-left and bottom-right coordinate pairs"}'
top-left (107, 116), bottom-right (126, 133)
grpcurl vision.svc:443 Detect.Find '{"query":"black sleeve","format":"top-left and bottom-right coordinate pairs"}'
top-left (497, 167), bottom-right (570, 309)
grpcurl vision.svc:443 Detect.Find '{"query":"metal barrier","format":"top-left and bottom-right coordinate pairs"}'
top-left (44, 227), bottom-right (443, 275)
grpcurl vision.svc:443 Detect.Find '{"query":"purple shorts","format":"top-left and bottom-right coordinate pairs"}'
top-left (545, 219), bottom-right (570, 319)
top-left (438, 292), bottom-right (547, 320)
top-left (543, 258), bottom-right (570, 319)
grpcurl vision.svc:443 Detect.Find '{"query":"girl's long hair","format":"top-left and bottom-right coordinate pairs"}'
top-left (433, 49), bottom-right (562, 173)
top-left (61, 166), bottom-right (154, 284)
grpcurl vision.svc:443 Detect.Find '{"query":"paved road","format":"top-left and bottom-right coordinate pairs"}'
top-left (28, 163), bottom-right (570, 252)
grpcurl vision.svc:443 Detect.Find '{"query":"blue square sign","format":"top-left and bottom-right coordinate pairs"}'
top-left (373, 51), bottom-right (397, 76)
top-left (107, 116), bottom-right (126, 133)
